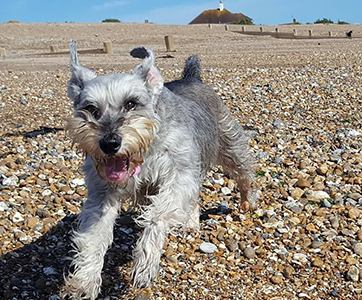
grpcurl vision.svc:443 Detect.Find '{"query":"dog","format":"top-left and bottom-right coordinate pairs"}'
top-left (62, 40), bottom-right (256, 299)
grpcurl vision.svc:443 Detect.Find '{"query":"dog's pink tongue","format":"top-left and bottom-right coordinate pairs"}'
top-left (105, 157), bottom-right (127, 181)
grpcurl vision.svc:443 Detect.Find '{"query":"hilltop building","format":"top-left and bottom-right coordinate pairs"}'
top-left (189, 1), bottom-right (252, 25)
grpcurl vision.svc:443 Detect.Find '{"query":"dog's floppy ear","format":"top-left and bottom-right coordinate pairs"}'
top-left (67, 40), bottom-right (97, 105)
top-left (130, 47), bottom-right (163, 96)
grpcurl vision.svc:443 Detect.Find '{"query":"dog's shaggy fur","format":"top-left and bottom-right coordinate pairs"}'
top-left (62, 40), bottom-right (256, 299)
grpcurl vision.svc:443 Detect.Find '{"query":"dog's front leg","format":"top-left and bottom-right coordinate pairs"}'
top-left (63, 194), bottom-right (119, 300)
top-left (131, 173), bottom-right (200, 288)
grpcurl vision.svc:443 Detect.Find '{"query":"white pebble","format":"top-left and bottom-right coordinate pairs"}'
top-left (199, 242), bottom-right (217, 254)
top-left (221, 187), bottom-right (231, 195)
top-left (12, 212), bottom-right (24, 223)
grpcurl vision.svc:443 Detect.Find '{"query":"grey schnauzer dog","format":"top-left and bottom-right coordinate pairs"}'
top-left (63, 40), bottom-right (256, 299)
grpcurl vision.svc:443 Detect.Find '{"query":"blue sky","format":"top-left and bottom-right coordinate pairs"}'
top-left (1, 0), bottom-right (360, 25)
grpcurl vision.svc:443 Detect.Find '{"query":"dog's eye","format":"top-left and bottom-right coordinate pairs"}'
top-left (125, 100), bottom-right (137, 111)
top-left (84, 105), bottom-right (101, 119)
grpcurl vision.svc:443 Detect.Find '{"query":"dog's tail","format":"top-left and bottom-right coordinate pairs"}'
top-left (182, 56), bottom-right (202, 82)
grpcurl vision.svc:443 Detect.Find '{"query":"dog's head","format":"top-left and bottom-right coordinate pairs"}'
top-left (66, 40), bottom-right (162, 184)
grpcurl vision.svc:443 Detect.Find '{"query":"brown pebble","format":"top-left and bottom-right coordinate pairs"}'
top-left (346, 255), bottom-right (358, 265)
top-left (42, 217), bottom-right (56, 225)
top-left (312, 258), bottom-right (324, 267)
top-left (283, 266), bottom-right (294, 278)
top-left (271, 275), bottom-right (283, 284)
top-left (316, 163), bottom-right (328, 175)
top-left (26, 217), bottom-right (39, 228)
top-left (357, 230), bottom-right (362, 241)
top-left (296, 177), bottom-right (311, 188)
top-left (348, 207), bottom-right (360, 219)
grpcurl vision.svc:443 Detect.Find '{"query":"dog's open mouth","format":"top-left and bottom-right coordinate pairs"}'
top-left (104, 156), bottom-right (141, 182)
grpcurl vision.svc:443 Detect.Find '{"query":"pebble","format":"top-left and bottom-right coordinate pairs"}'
top-left (26, 217), bottom-right (39, 228)
top-left (293, 253), bottom-right (308, 264)
top-left (43, 267), bottom-right (57, 276)
top-left (323, 199), bottom-right (332, 208)
top-left (270, 275), bottom-right (283, 284)
top-left (307, 191), bottom-right (330, 200)
top-left (243, 247), bottom-right (255, 259)
top-left (221, 187), bottom-right (231, 195)
top-left (133, 295), bottom-right (151, 300)
top-left (312, 258), bottom-right (324, 267)
top-left (349, 193), bottom-right (362, 200)
top-left (2, 176), bottom-right (19, 186)
top-left (71, 178), bottom-right (85, 187)
top-left (199, 242), bottom-right (217, 254)
top-left (348, 207), bottom-right (360, 219)
top-left (0, 202), bottom-right (9, 212)
top-left (296, 178), bottom-right (311, 188)
top-left (225, 239), bottom-right (238, 252)
top-left (316, 163), bottom-right (329, 175)
top-left (347, 266), bottom-right (359, 282)
top-left (42, 190), bottom-right (52, 197)
top-left (12, 212), bottom-right (24, 223)
top-left (353, 243), bottom-right (362, 256)
top-left (283, 266), bottom-right (294, 278)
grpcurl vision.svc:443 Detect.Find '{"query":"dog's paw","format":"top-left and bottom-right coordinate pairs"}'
top-left (61, 275), bottom-right (101, 300)
top-left (131, 261), bottom-right (160, 289)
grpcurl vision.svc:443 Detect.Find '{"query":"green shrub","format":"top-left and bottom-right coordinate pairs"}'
top-left (102, 19), bottom-right (121, 23)
top-left (314, 18), bottom-right (334, 24)
top-left (338, 20), bottom-right (349, 24)
top-left (234, 18), bottom-right (254, 25)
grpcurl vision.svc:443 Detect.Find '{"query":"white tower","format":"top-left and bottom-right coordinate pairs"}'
top-left (219, 1), bottom-right (224, 11)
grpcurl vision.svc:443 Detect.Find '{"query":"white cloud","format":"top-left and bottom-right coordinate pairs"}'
top-left (92, 1), bottom-right (129, 11)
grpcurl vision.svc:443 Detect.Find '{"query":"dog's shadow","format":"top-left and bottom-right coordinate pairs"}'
top-left (0, 211), bottom-right (142, 300)
top-left (0, 206), bottom-right (231, 299)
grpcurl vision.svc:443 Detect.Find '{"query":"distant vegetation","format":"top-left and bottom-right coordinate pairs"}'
top-left (102, 19), bottom-right (121, 23)
top-left (337, 20), bottom-right (349, 24)
top-left (233, 18), bottom-right (254, 25)
top-left (314, 18), bottom-right (334, 24)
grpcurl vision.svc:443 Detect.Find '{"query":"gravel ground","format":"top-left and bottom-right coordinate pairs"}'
top-left (0, 23), bottom-right (362, 300)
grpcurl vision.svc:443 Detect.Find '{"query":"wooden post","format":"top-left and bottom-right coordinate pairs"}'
top-left (208, 24), bottom-right (212, 29)
top-left (293, 29), bottom-right (298, 36)
top-left (309, 30), bottom-right (313, 37)
top-left (103, 41), bottom-right (113, 54)
top-left (329, 31), bottom-right (333, 37)
top-left (49, 45), bottom-right (58, 53)
top-left (164, 35), bottom-right (175, 52)
top-left (225, 25), bottom-right (229, 31)
top-left (0, 48), bottom-right (5, 57)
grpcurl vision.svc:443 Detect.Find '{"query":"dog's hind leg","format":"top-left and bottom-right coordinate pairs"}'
top-left (217, 107), bottom-right (257, 211)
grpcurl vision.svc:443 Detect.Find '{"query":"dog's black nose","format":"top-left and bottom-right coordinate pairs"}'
top-left (99, 134), bottom-right (122, 155)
